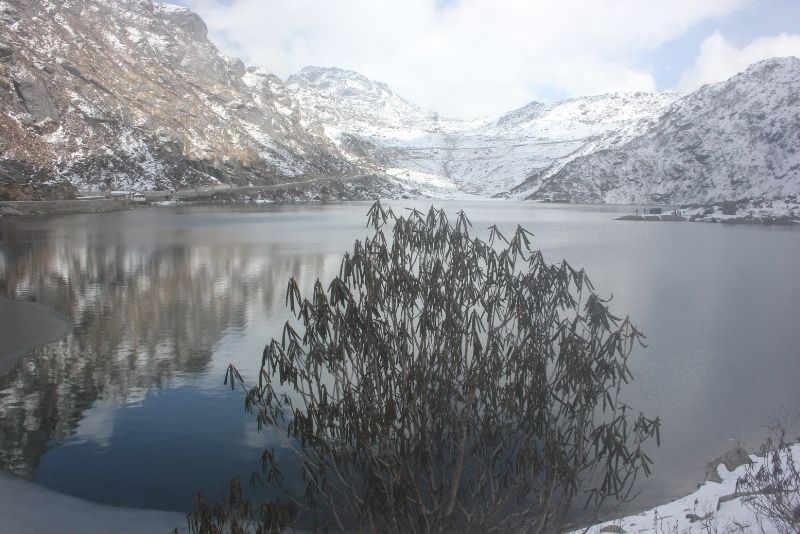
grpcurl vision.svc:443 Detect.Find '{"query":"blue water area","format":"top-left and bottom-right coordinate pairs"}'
top-left (33, 385), bottom-right (284, 511)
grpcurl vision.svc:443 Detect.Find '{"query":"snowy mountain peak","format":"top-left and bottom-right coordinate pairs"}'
top-left (489, 92), bottom-right (679, 137)
top-left (284, 63), bottom-right (683, 197)
top-left (686, 56), bottom-right (800, 109)
top-left (494, 101), bottom-right (548, 127)
top-left (289, 66), bottom-right (397, 99)
top-left (286, 66), bottom-right (437, 132)
top-left (154, 2), bottom-right (208, 40)
top-left (286, 56), bottom-right (800, 203)
top-left (729, 55), bottom-right (799, 82)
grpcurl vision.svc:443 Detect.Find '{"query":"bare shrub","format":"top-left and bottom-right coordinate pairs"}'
top-left (737, 431), bottom-right (800, 534)
top-left (189, 202), bottom-right (660, 533)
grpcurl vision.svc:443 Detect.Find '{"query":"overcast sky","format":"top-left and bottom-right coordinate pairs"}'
top-left (176, 0), bottom-right (800, 118)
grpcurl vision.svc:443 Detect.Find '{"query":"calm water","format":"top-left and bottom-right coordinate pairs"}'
top-left (0, 201), bottom-right (799, 516)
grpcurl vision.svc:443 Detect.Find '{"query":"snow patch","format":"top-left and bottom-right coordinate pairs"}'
top-left (573, 444), bottom-right (800, 534)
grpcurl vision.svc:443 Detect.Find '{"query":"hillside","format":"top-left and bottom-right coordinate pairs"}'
top-left (0, 0), bottom-right (360, 194)
top-left (514, 57), bottom-right (800, 203)
top-left (1, 0), bottom-right (798, 203)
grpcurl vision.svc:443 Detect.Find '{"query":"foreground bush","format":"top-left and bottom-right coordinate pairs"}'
top-left (738, 431), bottom-right (800, 534)
top-left (190, 202), bottom-right (660, 533)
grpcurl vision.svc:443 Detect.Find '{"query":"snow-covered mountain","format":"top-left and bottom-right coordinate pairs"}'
top-left (287, 67), bottom-right (679, 197)
top-left (286, 59), bottom-right (800, 204)
top-left (0, 0), bottom-right (363, 192)
top-left (514, 57), bottom-right (800, 204)
top-left (287, 66), bottom-right (439, 132)
top-left (2, 0), bottom-right (797, 203)
top-left (285, 66), bottom-right (471, 197)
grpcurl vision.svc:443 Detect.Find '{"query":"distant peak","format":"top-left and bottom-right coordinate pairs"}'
top-left (154, 2), bottom-right (207, 40)
top-left (692, 55), bottom-right (800, 95)
top-left (741, 55), bottom-right (800, 77)
top-left (299, 65), bottom-right (359, 77)
top-left (287, 66), bottom-right (394, 95)
top-left (748, 55), bottom-right (800, 68)
top-left (292, 66), bottom-right (371, 83)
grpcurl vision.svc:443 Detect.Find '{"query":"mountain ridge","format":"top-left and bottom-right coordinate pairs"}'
top-left (1, 0), bottom-right (798, 204)
top-left (286, 68), bottom-right (682, 197)
top-left (513, 56), bottom-right (800, 203)
top-left (288, 57), bottom-right (800, 203)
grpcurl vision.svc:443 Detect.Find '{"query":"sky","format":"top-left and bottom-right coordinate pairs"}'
top-left (176, 0), bottom-right (800, 118)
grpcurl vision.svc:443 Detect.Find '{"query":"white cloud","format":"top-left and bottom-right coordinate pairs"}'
top-left (182, 0), bottom-right (753, 118)
top-left (678, 32), bottom-right (800, 92)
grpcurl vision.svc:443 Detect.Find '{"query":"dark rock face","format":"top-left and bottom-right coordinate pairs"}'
top-left (0, 0), bottom-right (360, 193)
top-left (12, 77), bottom-right (59, 123)
top-left (0, 181), bottom-right (76, 201)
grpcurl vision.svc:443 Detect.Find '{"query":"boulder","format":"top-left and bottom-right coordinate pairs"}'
top-left (705, 447), bottom-right (751, 483)
top-left (11, 76), bottom-right (59, 123)
top-left (226, 57), bottom-right (246, 78)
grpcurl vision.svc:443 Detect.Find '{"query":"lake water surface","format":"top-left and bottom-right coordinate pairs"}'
top-left (1, 201), bottom-right (798, 517)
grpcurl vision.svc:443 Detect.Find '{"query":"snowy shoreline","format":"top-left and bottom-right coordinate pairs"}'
top-left (616, 196), bottom-right (800, 225)
top-left (571, 444), bottom-right (800, 534)
top-left (0, 470), bottom-right (185, 534)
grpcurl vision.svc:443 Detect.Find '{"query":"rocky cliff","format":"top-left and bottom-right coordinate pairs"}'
top-left (0, 0), bottom-right (357, 193)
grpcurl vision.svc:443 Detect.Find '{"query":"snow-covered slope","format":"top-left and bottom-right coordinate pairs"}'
top-left (573, 444), bottom-right (800, 534)
top-left (0, 0), bottom-right (361, 192)
top-left (517, 57), bottom-right (800, 204)
top-left (288, 59), bottom-right (800, 204)
top-left (3, 0), bottom-right (797, 202)
top-left (287, 67), bottom-right (679, 197)
top-left (286, 66), bottom-right (472, 197)
top-left (452, 92), bottom-right (678, 196)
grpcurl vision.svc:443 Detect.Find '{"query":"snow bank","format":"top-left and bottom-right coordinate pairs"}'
top-left (573, 444), bottom-right (800, 534)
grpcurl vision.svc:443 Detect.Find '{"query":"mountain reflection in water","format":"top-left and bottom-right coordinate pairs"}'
top-left (0, 206), bottom-right (352, 509)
